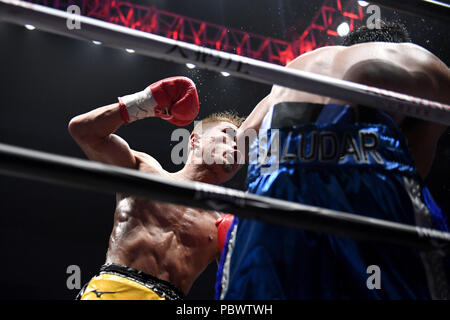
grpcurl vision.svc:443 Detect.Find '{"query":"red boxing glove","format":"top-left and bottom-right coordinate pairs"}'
top-left (118, 76), bottom-right (199, 126)
top-left (150, 77), bottom-right (199, 126)
top-left (215, 214), bottom-right (235, 253)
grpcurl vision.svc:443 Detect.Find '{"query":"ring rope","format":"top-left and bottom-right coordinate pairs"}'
top-left (0, 142), bottom-right (449, 254)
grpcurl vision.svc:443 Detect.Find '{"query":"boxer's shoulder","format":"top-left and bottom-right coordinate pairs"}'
top-left (132, 150), bottom-right (164, 174)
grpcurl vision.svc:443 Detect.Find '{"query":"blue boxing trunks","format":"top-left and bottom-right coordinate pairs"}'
top-left (216, 102), bottom-right (449, 300)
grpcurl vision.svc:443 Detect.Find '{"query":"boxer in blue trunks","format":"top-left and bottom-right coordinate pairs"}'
top-left (216, 22), bottom-right (450, 299)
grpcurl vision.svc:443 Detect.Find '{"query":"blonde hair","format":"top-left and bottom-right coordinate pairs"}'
top-left (192, 111), bottom-right (244, 134)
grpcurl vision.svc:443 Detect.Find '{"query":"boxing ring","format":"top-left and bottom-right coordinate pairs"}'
top-left (0, 0), bottom-right (450, 254)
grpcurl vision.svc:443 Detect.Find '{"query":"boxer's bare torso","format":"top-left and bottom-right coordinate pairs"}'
top-left (241, 42), bottom-right (450, 178)
top-left (105, 152), bottom-right (220, 295)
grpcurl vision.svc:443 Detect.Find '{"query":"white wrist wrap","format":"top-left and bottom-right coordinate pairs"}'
top-left (119, 86), bottom-right (158, 123)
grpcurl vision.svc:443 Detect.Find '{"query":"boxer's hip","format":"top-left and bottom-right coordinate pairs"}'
top-left (78, 263), bottom-right (184, 300)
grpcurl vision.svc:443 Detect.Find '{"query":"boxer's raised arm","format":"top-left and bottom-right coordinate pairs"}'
top-left (68, 76), bottom-right (200, 169)
top-left (68, 103), bottom-right (138, 168)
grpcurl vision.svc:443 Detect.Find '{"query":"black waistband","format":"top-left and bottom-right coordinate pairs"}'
top-left (270, 102), bottom-right (325, 128)
top-left (270, 102), bottom-right (399, 132)
top-left (99, 263), bottom-right (185, 300)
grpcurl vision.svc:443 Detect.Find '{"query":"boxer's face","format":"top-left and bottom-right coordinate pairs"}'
top-left (192, 121), bottom-right (241, 182)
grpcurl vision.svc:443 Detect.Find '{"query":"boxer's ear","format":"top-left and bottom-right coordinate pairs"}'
top-left (190, 132), bottom-right (200, 149)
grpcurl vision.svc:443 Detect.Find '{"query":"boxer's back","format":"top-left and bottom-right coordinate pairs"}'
top-left (270, 42), bottom-right (446, 116)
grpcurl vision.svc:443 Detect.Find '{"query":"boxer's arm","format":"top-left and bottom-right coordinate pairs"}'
top-left (404, 47), bottom-right (449, 177)
top-left (69, 76), bottom-right (199, 169)
top-left (68, 103), bottom-right (138, 169)
top-left (235, 95), bottom-right (272, 164)
top-left (402, 63), bottom-right (450, 179)
top-left (239, 94), bottom-right (272, 134)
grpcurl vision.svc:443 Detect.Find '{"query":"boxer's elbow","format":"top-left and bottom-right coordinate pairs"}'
top-left (68, 115), bottom-right (99, 146)
top-left (68, 115), bottom-right (85, 139)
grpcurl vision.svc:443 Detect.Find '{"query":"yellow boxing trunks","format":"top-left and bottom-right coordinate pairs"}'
top-left (77, 263), bottom-right (184, 300)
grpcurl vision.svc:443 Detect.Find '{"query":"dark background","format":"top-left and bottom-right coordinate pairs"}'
top-left (0, 0), bottom-right (449, 299)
